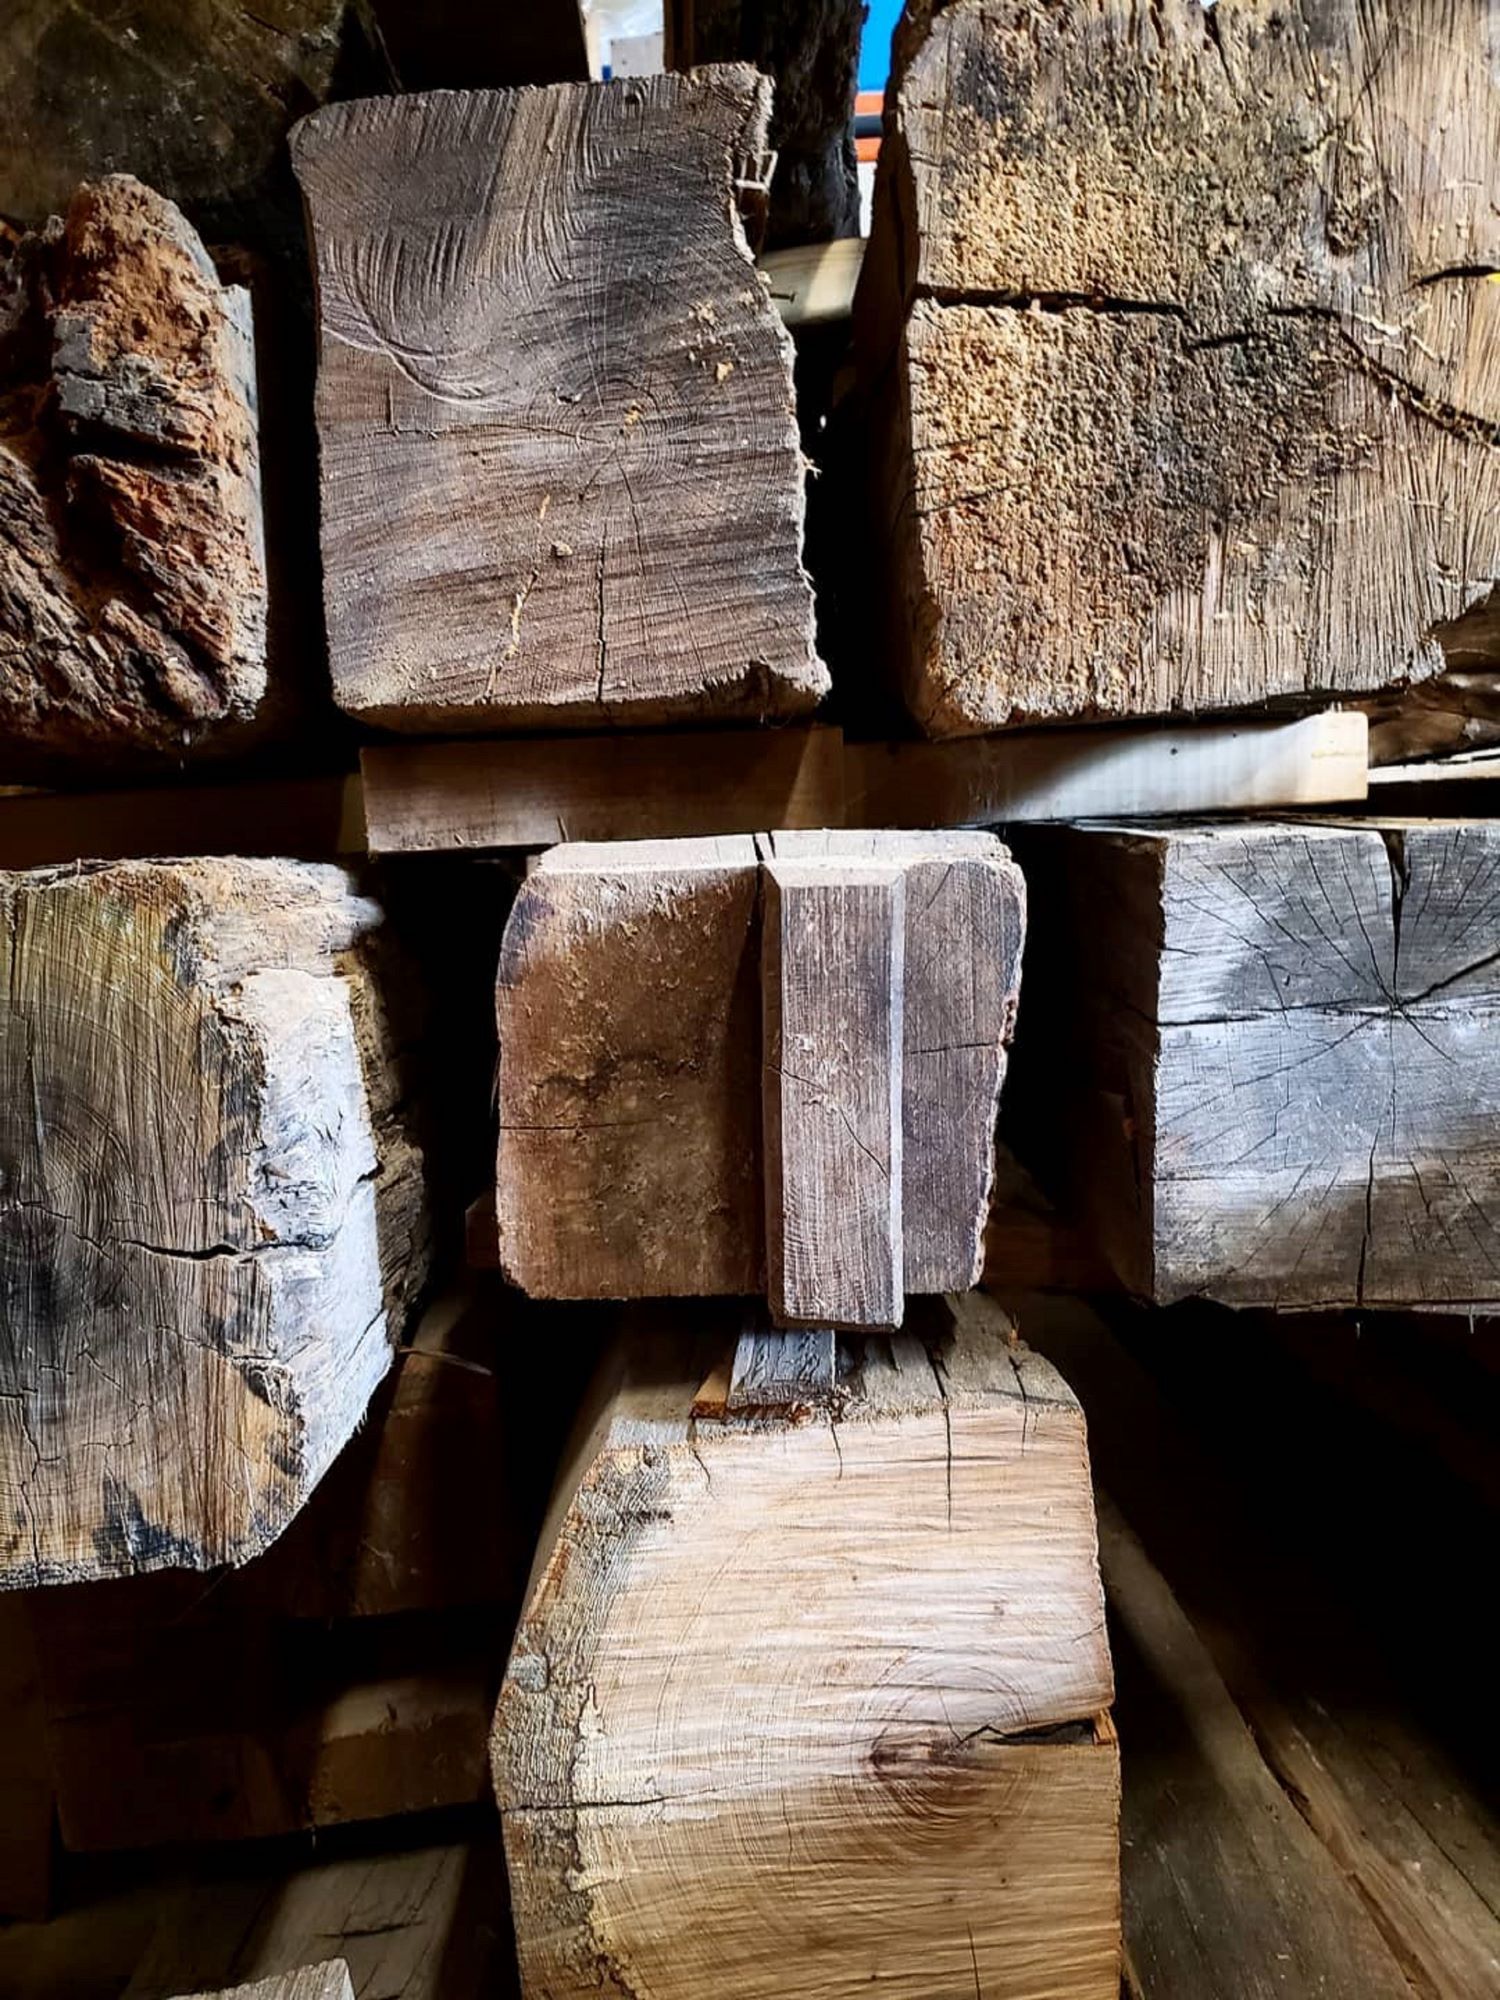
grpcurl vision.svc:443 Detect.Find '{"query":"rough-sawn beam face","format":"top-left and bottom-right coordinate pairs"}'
top-left (494, 829), bottom-right (1024, 1325)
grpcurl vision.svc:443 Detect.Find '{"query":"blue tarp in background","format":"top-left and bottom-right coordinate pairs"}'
top-left (859, 0), bottom-right (904, 91)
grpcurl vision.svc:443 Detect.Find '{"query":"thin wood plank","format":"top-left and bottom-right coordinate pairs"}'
top-left (361, 728), bottom-right (843, 854)
top-left (1100, 1502), bottom-right (1414, 2000)
top-left (725, 1328), bottom-right (836, 1415)
top-left (1020, 1291), bottom-right (1500, 2000)
top-left (761, 854), bottom-right (904, 1328)
top-left (292, 74), bottom-right (826, 732)
top-left (0, 775), bottom-right (362, 871)
top-left (845, 712), bottom-right (1369, 826)
top-left (759, 240), bottom-right (865, 327)
top-left (359, 713), bottom-right (1364, 857)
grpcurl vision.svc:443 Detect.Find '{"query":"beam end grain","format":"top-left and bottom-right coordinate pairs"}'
top-left (1012, 819), bottom-right (1500, 1310)
top-left (858, 1), bottom-right (1500, 736)
top-left (493, 1292), bottom-right (1120, 2000)
top-left (293, 74), bottom-right (827, 733)
top-left (0, 860), bottom-right (428, 1587)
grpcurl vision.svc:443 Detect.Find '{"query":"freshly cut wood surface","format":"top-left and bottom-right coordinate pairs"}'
top-left (1, 177), bottom-right (267, 779)
top-left (0, 859), bottom-right (428, 1586)
top-left (1012, 820), bottom-right (1500, 1309)
top-left (859, 0), bottom-right (1500, 736)
top-left (358, 712), bottom-right (1366, 856)
top-left (493, 1292), bottom-right (1119, 2000)
top-left (495, 830), bottom-right (1023, 1311)
top-left (292, 73), bottom-right (826, 733)
top-left (761, 855), bottom-right (904, 1327)
top-left (171, 1963), bottom-right (354, 2000)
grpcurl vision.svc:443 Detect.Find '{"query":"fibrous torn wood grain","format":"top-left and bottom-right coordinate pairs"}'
top-left (0, 177), bottom-right (267, 780)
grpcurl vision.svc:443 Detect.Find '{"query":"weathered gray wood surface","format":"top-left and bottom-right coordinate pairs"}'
top-left (495, 831), bottom-right (1023, 1314)
top-left (292, 73), bottom-right (826, 733)
top-left (0, 860), bottom-right (428, 1586)
top-left (858, 0), bottom-right (1500, 737)
top-left (725, 1327), bottom-right (836, 1415)
top-left (172, 1964), bottom-right (355, 2000)
top-left (494, 1292), bottom-right (1119, 2000)
top-left (1, 178), bottom-right (267, 780)
top-left (761, 856), bottom-right (904, 1328)
top-left (1013, 821), bottom-right (1500, 1309)
top-left (667, 0), bottom-right (862, 249)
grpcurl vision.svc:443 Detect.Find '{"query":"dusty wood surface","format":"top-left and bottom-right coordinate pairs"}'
top-left (171, 1964), bottom-right (354, 2000)
top-left (0, 178), bottom-right (268, 780)
top-left (292, 73), bottom-right (826, 734)
top-left (0, 0), bottom-right (387, 264)
top-left (858, 0), bottom-right (1500, 737)
top-left (360, 728), bottom-right (844, 853)
top-left (493, 1292), bottom-right (1119, 2000)
top-left (0, 859), bottom-right (428, 1586)
top-left (496, 836), bottom-right (764, 1299)
top-left (761, 854), bottom-right (905, 1327)
top-left (494, 830), bottom-right (1022, 1309)
top-left (1019, 1291), bottom-right (1500, 2000)
top-left (1011, 820), bottom-right (1500, 1309)
top-left (668, 0), bottom-right (862, 248)
top-left (357, 711), bottom-right (1365, 856)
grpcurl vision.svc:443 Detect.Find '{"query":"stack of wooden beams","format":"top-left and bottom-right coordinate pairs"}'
top-left (3, 3), bottom-right (1499, 1997)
